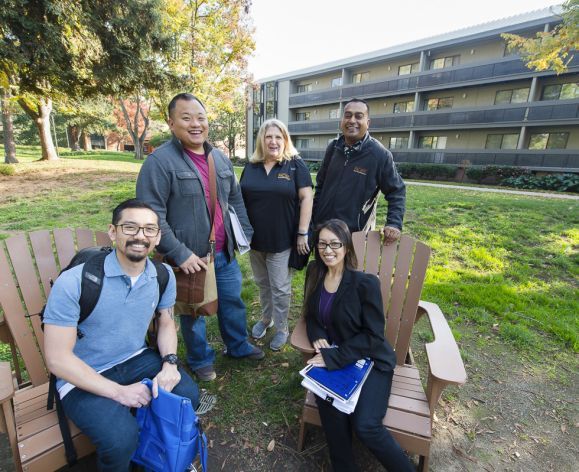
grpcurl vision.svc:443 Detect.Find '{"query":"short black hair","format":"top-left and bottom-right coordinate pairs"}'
top-left (344, 98), bottom-right (370, 115)
top-left (112, 199), bottom-right (159, 225)
top-left (167, 93), bottom-right (206, 118)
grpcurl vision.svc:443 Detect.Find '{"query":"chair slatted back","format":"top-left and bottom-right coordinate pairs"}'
top-left (0, 229), bottom-right (111, 388)
top-left (352, 232), bottom-right (431, 366)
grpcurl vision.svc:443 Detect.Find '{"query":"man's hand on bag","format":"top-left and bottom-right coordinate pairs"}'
top-left (152, 364), bottom-right (181, 398)
top-left (113, 382), bottom-right (152, 408)
top-left (382, 226), bottom-right (401, 246)
top-left (179, 253), bottom-right (208, 274)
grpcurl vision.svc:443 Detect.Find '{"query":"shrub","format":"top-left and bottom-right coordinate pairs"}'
top-left (148, 132), bottom-right (172, 148)
top-left (466, 165), bottom-right (530, 183)
top-left (396, 163), bottom-right (457, 180)
top-left (306, 161), bottom-right (321, 173)
top-left (0, 164), bottom-right (16, 176)
top-left (501, 173), bottom-right (579, 193)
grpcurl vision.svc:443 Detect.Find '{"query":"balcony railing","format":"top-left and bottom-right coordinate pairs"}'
top-left (288, 55), bottom-right (579, 107)
top-left (289, 100), bottom-right (578, 133)
top-left (298, 148), bottom-right (578, 171)
top-left (391, 149), bottom-right (579, 170)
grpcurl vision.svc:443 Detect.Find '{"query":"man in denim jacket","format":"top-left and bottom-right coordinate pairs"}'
top-left (137, 93), bottom-right (264, 382)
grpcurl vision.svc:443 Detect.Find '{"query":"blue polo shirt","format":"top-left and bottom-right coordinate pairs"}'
top-left (43, 250), bottom-right (176, 393)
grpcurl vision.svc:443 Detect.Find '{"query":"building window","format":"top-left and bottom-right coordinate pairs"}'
top-left (296, 112), bottom-right (310, 121)
top-left (331, 77), bottom-right (342, 87)
top-left (485, 133), bottom-right (519, 149)
top-left (426, 97), bottom-right (453, 111)
top-left (389, 137), bottom-right (409, 149)
top-left (418, 136), bottom-right (447, 149)
top-left (431, 55), bottom-right (460, 70)
top-left (352, 71), bottom-right (370, 83)
top-left (393, 100), bottom-right (415, 113)
top-left (398, 63), bottom-right (419, 75)
top-left (329, 108), bottom-right (340, 119)
top-left (295, 138), bottom-right (313, 149)
top-left (528, 132), bottom-right (569, 150)
top-left (494, 87), bottom-right (530, 104)
top-left (297, 83), bottom-right (312, 93)
top-left (541, 83), bottom-right (579, 101)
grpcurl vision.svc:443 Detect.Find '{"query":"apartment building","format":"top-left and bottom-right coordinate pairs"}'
top-left (247, 7), bottom-right (578, 172)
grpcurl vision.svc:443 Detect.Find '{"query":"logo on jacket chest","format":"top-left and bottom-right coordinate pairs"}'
top-left (353, 166), bottom-right (368, 176)
top-left (277, 173), bottom-right (291, 181)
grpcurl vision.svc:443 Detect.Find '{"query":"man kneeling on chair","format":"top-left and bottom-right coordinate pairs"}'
top-left (43, 199), bottom-right (199, 471)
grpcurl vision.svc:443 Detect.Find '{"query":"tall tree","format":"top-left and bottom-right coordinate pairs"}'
top-left (117, 96), bottom-right (152, 160)
top-left (209, 94), bottom-right (246, 158)
top-left (502, 1), bottom-right (578, 74)
top-left (0, 0), bottom-right (175, 160)
top-left (1, 87), bottom-right (17, 163)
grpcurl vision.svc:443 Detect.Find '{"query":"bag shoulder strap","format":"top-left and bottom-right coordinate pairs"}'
top-left (206, 151), bottom-right (218, 248)
top-left (151, 260), bottom-right (170, 308)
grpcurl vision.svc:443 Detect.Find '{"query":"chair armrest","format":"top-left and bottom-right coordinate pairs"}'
top-left (0, 362), bottom-right (15, 403)
top-left (290, 317), bottom-right (315, 355)
top-left (419, 300), bottom-right (467, 386)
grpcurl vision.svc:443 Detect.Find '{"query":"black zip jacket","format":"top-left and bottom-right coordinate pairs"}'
top-left (312, 134), bottom-right (406, 231)
top-left (305, 266), bottom-right (396, 372)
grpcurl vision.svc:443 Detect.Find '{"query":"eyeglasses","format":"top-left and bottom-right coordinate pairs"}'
top-left (116, 224), bottom-right (160, 237)
top-left (317, 242), bottom-right (344, 250)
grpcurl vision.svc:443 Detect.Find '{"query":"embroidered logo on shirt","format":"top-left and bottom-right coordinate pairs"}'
top-left (277, 173), bottom-right (291, 181)
top-left (353, 166), bottom-right (368, 176)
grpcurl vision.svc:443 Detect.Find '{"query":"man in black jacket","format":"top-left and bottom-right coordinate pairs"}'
top-left (312, 98), bottom-right (406, 244)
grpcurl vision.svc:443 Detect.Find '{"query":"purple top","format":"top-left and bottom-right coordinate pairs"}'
top-left (319, 286), bottom-right (337, 344)
top-left (184, 149), bottom-right (226, 252)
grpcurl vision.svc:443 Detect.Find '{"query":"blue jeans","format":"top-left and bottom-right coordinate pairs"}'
top-left (180, 252), bottom-right (254, 371)
top-left (61, 349), bottom-right (199, 472)
top-left (315, 368), bottom-right (415, 472)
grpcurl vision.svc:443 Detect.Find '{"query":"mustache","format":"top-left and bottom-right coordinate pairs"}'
top-left (126, 240), bottom-right (151, 249)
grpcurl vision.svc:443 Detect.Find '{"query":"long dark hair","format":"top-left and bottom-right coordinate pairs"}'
top-left (302, 219), bottom-right (358, 319)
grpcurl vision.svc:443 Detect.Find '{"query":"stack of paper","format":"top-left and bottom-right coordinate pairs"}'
top-left (228, 206), bottom-right (250, 254)
top-left (299, 358), bottom-right (374, 414)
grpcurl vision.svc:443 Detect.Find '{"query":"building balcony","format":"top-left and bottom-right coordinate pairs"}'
top-left (288, 55), bottom-right (579, 108)
top-left (298, 148), bottom-right (578, 172)
top-left (392, 149), bottom-right (578, 171)
top-left (289, 100), bottom-right (578, 134)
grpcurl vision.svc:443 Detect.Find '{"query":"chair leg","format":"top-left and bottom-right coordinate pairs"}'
top-left (297, 419), bottom-right (306, 452)
top-left (418, 454), bottom-right (429, 472)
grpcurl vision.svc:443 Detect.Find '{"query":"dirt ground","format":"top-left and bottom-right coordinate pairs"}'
top-left (1, 169), bottom-right (577, 471)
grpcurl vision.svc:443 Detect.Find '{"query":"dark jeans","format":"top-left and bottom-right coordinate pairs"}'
top-left (315, 368), bottom-right (415, 472)
top-left (61, 349), bottom-right (199, 472)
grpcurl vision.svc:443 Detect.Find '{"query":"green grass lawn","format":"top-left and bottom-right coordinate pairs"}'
top-left (1, 147), bottom-right (577, 437)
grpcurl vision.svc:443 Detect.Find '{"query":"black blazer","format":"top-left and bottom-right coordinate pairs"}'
top-left (305, 266), bottom-right (396, 372)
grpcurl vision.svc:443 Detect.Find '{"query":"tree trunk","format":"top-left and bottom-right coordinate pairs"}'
top-left (119, 96), bottom-right (149, 160)
top-left (18, 97), bottom-right (58, 161)
top-left (1, 88), bottom-right (18, 163)
top-left (67, 125), bottom-right (81, 151)
top-left (80, 131), bottom-right (92, 151)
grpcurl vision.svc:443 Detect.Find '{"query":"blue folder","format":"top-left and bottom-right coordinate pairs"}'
top-left (303, 358), bottom-right (373, 401)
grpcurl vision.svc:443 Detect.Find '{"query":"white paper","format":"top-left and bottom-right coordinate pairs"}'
top-left (228, 206), bottom-right (250, 255)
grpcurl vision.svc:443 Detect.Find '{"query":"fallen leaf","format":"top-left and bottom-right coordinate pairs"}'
top-left (209, 439), bottom-right (214, 448)
top-left (281, 362), bottom-right (289, 368)
top-left (561, 424), bottom-right (567, 433)
top-left (267, 439), bottom-right (275, 452)
top-left (230, 427), bottom-right (235, 434)
top-left (514, 451), bottom-right (520, 458)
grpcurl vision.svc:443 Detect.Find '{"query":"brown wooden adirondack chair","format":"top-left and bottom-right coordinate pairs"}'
top-left (0, 228), bottom-right (111, 472)
top-left (290, 231), bottom-right (467, 471)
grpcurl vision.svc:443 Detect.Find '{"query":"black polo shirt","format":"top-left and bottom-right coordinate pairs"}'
top-left (240, 156), bottom-right (312, 253)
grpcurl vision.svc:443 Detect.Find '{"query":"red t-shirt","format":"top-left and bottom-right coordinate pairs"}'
top-left (184, 149), bottom-right (226, 253)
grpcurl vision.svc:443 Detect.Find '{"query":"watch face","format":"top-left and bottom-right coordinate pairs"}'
top-left (163, 354), bottom-right (178, 364)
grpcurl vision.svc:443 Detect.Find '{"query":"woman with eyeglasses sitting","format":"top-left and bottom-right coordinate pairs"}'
top-left (303, 219), bottom-right (414, 471)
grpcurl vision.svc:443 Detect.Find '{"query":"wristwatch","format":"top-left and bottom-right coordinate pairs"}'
top-left (162, 353), bottom-right (179, 365)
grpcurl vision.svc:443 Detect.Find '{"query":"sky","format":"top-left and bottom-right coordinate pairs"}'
top-left (247, 0), bottom-right (562, 80)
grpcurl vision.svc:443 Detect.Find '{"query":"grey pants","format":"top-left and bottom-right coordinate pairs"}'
top-left (249, 248), bottom-right (292, 336)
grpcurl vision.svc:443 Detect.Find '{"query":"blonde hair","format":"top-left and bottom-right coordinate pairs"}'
top-left (250, 119), bottom-right (298, 163)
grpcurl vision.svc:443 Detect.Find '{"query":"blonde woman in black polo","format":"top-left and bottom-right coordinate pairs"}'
top-left (240, 119), bottom-right (313, 351)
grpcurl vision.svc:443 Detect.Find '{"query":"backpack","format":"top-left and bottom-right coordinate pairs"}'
top-left (42, 246), bottom-right (170, 466)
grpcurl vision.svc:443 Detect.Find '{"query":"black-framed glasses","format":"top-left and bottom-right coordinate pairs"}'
top-left (317, 242), bottom-right (344, 250)
top-left (115, 224), bottom-right (160, 237)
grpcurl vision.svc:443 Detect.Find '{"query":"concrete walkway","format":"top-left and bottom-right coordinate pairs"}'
top-left (406, 181), bottom-right (579, 200)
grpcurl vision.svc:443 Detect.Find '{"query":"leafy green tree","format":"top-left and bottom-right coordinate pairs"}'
top-left (502, 1), bottom-right (578, 74)
top-left (0, 0), bottom-right (175, 159)
top-left (58, 98), bottom-right (116, 151)
top-left (209, 94), bottom-right (246, 158)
